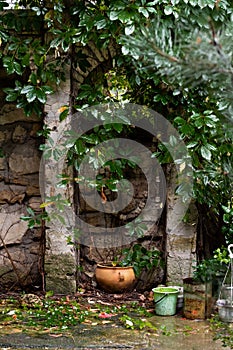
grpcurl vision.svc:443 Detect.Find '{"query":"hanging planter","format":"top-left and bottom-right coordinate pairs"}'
top-left (217, 244), bottom-right (233, 322)
top-left (217, 287), bottom-right (233, 322)
top-left (95, 263), bottom-right (136, 293)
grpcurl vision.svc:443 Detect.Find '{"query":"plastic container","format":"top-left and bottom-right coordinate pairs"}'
top-left (152, 287), bottom-right (179, 316)
top-left (183, 278), bottom-right (212, 319)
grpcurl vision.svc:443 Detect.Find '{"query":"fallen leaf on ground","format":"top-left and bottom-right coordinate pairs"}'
top-left (89, 308), bottom-right (100, 313)
top-left (83, 319), bottom-right (93, 324)
top-left (96, 300), bottom-right (112, 305)
top-left (113, 294), bottom-right (123, 299)
top-left (148, 292), bottom-right (154, 301)
top-left (87, 298), bottom-right (96, 304)
top-left (98, 312), bottom-right (116, 319)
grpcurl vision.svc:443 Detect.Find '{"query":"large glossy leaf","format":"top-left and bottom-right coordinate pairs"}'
top-left (201, 145), bottom-right (212, 161)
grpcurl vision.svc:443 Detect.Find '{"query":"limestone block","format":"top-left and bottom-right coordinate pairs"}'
top-left (28, 197), bottom-right (42, 211)
top-left (9, 143), bottom-right (40, 175)
top-left (45, 254), bottom-right (76, 294)
top-left (11, 173), bottom-right (39, 187)
top-left (45, 228), bottom-right (75, 255)
top-left (166, 256), bottom-right (196, 285)
top-left (26, 184), bottom-right (40, 196)
top-left (72, 70), bottom-right (84, 84)
top-left (0, 131), bottom-right (5, 144)
top-left (0, 213), bottom-right (28, 246)
top-left (167, 231), bottom-right (196, 254)
top-left (0, 129), bottom-right (11, 145)
top-left (0, 265), bottom-right (16, 288)
top-left (0, 244), bottom-right (41, 290)
top-left (0, 105), bottom-right (39, 124)
top-left (0, 183), bottom-right (26, 204)
top-left (45, 226), bottom-right (77, 293)
top-left (166, 221), bottom-right (197, 284)
top-left (165, 163), bottom-right (197, 284)
top-left (80, 230), bottom-right (126, 248)
top-left (88, 41), bottom-right (107, 62)
top-left (30, 123), bottom-right (41, 137)
top-left (0, 202), bottom-right (24, 214)
top-left (80, 212), bottom-right (113, 227)
top-left (29, 245), bottom-right (40, 254)
top-left (12, 125), bottom-right (27, 143)
top-left (0, 158), bottom-right (6, 170)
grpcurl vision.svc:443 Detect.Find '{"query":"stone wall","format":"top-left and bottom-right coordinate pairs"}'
top-left (43, 65), bottom-right (77, 294)
top-left (0, 78), bottom-right (43, 291)
top-left (0, 37), bottom-right (198, 293)
top-left (166, 164), bottom-right (197, 286)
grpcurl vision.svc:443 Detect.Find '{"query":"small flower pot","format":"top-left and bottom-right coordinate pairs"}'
top-left (95, 263), bottom-right (136, 293)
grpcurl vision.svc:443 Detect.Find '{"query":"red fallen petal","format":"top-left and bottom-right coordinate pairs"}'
top-left (98, 312), bottom-right (114, 318)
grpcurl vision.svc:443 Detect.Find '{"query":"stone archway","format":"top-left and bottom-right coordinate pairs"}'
top-left (0, 37), bottom-right (198, 293)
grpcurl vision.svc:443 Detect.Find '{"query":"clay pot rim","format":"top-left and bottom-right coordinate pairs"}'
top-left (96, 263), bottom-right (134, 269)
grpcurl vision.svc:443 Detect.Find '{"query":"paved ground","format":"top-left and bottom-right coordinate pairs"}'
top-left (0, 315), bottom-right (231, 350)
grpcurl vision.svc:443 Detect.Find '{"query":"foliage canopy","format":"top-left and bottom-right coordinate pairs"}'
top-left (0, 0), bottom-right (232, 249)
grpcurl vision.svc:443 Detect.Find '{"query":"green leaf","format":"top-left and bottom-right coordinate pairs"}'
top-left (164, 6), bottom-right (173, 15)
top-left (26, 88), bottom-right (37, 103)
top-left (5, 92), bottom-right (18, 102)
top-left (138, 7), bottom-right (149, 18)
top-left (174, 116), bottom-right (185, 125)
top-left (13, 62), bottom-right (22, 75)
top-left (50, 37), bottom-right (62, 48)
top-left (95, 19), bottom-right (107, 30)
top-left (121, 45), bottom-right (129, 55)
top-left (0, 1), bottom-right (8, 11)
top-left (109, 11), bottom-right (120, 21)
top-left (21, 53), bottom-right (30, 66)
top-left (26, 207), bottom-right (35, 216)
top-left (29, 72), bottom-right (38, 85)
top-left (21, 85), bottom-right (34, 94)
top-left (146, 7), bottom-right (156, 14)
top-left (42, 85), bottom-right (53, 94)
top-left (118, 10), bottom-right (131, 23)
top-left (187, 141), bottom-right (198, 148)
top-left (201, 146), bottom-right (212, 161)
top-left (59, 108), bottom-right (69, 121)
top-left (112, 123), bottom-right (123, 133)
top-left (36, 88), bottom-right (47, 103)
top-left (206, 143), bottom-right (217, 151)
top-left (125, 25), bottom-right (135, 35)
top-left (53, 148), bottom-right (63, 161)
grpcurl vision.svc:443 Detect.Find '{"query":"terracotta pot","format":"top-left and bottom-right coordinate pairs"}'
top-left (95, 264), bottom-right (136, 293)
